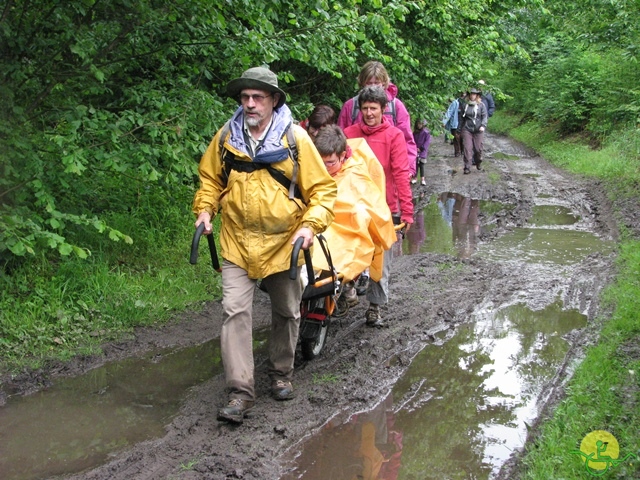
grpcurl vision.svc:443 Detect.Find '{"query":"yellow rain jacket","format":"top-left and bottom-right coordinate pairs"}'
top-left (193, 117), bottom-right (336, 279)
top-left (312, 139), bottom-right (396, 282)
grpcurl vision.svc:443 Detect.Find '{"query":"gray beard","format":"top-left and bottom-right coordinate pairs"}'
top-left (245, 115), bottom-right (260, 127)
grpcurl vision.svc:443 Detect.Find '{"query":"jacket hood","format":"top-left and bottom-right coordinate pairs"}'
top-left (227, 104), bottom-right (294, 163)
top-left (386, 82), bottom-right (398, 101)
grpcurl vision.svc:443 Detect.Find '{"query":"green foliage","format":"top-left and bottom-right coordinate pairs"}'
top-left (0, 185), bottom-right (221, 369)
top-left (1, 0), bottom-right (536, 261)
top-left (495, 0), bottom-right (640, 140)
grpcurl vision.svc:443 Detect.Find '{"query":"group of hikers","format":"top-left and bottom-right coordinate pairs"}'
top-left (192, 62), bottom-right (492, 424)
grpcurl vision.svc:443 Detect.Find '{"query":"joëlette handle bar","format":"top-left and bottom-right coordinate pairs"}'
top-left (394, 217), bottom-right (407, 239)
top-left (289, 236), bottom-right (315, 284)
top-left (190, 222), bottom-right (222, 272)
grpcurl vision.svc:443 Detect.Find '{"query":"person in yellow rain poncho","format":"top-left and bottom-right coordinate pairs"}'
top-left (311, 125), bottom-right (397, 308)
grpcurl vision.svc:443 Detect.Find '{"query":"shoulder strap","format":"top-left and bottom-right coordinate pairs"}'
top-left (284, 126), bottom-right (302, 202)
top-left (218, 120), bottom-right (231, 152)
top-left (218, 121), bottom-right (233, 184)
top-left (350, 95), bottom-right (359, 123)
top-left (388, 99), bottom-right (397, 125)
top-left (219, 123), bottom-right (305, 204)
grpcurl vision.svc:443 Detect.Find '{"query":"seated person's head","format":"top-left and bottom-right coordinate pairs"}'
top-left (307, 105), bottom-right (336, 138)
top-left (358, 61), bottom-right (390, 90)
top-left (314, 125), bottom-right (347, 176)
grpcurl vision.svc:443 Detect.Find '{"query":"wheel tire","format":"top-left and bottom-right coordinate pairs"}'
top-left (301, 321), bottom-right (329, 360)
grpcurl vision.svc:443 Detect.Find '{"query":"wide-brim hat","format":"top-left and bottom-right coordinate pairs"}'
top-left (227, 67), bottom-right (287, 109)
top-left (468, 87), bottom-right (481, 94)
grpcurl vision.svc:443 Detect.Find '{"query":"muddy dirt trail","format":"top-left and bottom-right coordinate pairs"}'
top-left (1, 132), bottom-right (626, 480)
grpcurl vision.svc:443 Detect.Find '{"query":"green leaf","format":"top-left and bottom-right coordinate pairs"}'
top-left (9, 241), bottom-right (27, 256)
top-left (73, 246), bottom-right (89, 258)
top-left (58, 243), bottom-right (73, 256)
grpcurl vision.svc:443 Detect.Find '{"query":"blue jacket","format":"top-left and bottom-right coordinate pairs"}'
top-left (443, 99), bottom-right (459, 130)
top-left (482, 93), bottom-right (495, 117)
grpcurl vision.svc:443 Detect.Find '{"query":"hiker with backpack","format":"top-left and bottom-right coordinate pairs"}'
top-left (193, 66), bottom-right (337, 424)
top-left (337, 61), bottom-right (417, 179)
top-left (343, 85), bottom-right (414, 328)
top-left (458, 87), bottom-right (488, 174)
top-left (442, 92), bottom-right (464, 157)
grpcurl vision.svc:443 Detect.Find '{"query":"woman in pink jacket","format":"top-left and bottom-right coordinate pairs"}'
top-left (344, 85), bottom-right (414, 327)
top-left (338, 61), bottom-right (417, 178)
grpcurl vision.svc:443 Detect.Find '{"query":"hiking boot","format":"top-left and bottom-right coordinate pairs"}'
top-left (342, 282), bottom-right (359, 307)
top-left (355, 274), bottom-right (369, 296)
top-left (217, 398), bottom-right (254, 424)
top-left (365, 304), bottom-right (383, 328)
top-left (463, 168), bottom-right (470, 175)
top-left (271, 379), bottom-right (294, 401)
top-left (476, 160), bottom-right (483, 171)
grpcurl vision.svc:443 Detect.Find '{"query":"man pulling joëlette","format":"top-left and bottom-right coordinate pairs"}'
top-left (193, 66), bottom-right (336, 424)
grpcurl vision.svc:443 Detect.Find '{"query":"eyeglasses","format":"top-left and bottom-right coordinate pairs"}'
top-left (323, 155), bottom-right (343, 167)
top-left (239, 93), bottom-right (272, 103)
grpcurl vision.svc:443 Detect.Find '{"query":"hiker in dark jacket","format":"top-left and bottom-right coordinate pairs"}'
top-left (458, 88), bottom-right (488, 174)
top-left (478, 80), bottom-right (495, 118)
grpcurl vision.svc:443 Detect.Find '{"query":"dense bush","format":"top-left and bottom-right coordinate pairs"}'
top-left (496, 0), bottom-right (640, 143)
top-left (0, 0), bottom-right (532, 365)
top-left (0, 0), bottom-right (532, 264)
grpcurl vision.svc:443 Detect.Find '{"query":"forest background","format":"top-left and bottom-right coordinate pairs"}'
top-left (0, 0), bottom-right (640, 368)
top-left (2, 0), bottom-right (638, 377)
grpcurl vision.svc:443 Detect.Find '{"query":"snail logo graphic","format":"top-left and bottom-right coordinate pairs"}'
top-left (570, 430), bottom-right (637, 476)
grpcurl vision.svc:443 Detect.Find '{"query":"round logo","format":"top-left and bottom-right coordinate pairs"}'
top-left (579, 430), bottom-right (620, 471)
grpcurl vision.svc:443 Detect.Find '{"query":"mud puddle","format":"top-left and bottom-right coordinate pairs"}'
top-left (283, 302), bottom-right (586, 479)
top-left (0, 332), bottom-right (267, 480)
top-left (282, 194), bottom-right (612, 479)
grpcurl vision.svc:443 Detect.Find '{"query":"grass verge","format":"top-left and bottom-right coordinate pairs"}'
top-left (0, 185), bottom-right (222, 372)
top-left (491, 111), bottom-right (640, 479)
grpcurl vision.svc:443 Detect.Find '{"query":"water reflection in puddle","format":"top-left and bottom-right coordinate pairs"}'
top-left (284, 193), bottom-right (611, 479)
top-left (0, 330), bottom-right (268, 480)
top-left (283, 302), bottom-right (586, 479)
top-left (402, 193), bottom-right (511, 258)
top-left (403, 194), bottom-right (611, 262)
top-left (480, 228), bottom-right (612, 265)
top-left (529, 205), bottom-right (579, 226)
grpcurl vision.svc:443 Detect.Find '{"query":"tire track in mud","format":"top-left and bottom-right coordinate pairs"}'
top-left (6, 133), bottom-right (620, 480)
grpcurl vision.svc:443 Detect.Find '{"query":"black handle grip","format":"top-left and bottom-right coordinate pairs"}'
top-left (190, 222), bottom-right (221, 272)
top-left (190, 223), bottom-right (205, 265)
top-left (289, 237), bottom-right (315, 284)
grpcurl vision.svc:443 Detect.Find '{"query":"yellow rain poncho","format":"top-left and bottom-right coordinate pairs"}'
top-left (312, 138), bottom-right (397, 282)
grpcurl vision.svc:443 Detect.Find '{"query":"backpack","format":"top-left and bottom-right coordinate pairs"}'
top-left (217, 121), bottom-right (304, 204)
top-left (350, 95), bottom-right (397, 125)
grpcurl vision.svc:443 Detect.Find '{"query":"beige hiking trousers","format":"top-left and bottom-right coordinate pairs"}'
top-left (220, 260), bottom-right (302, 401)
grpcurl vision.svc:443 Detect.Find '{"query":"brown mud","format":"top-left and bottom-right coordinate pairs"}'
top-left (2, 132), bottom-right (636, 480)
